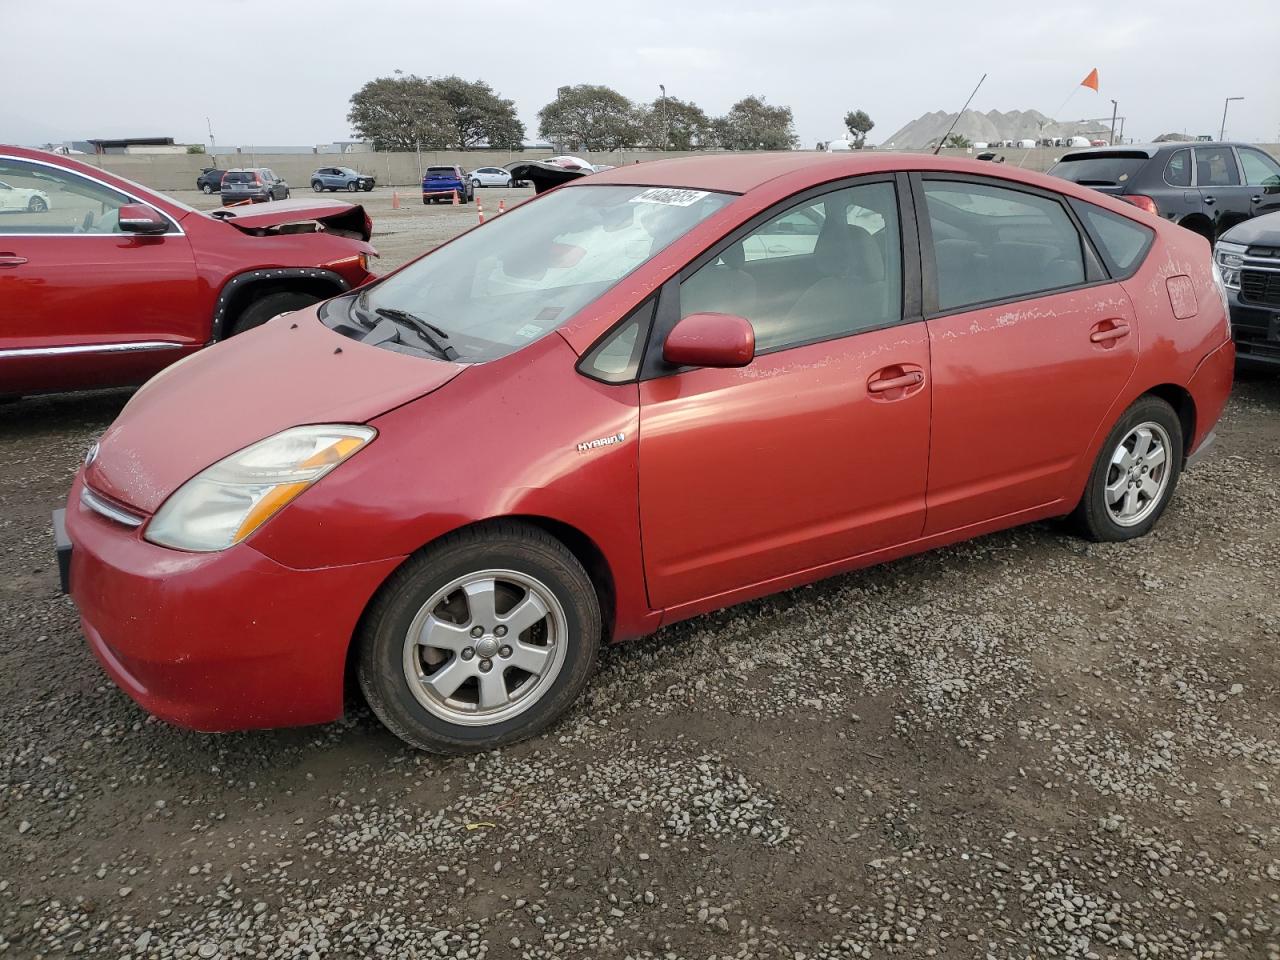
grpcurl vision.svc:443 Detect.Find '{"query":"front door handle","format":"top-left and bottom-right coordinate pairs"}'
top-left (868, 370), bottom-right (924, 393)
top-left (1090, 322), bottom-right (1130, 343)
top-left (1252, 195), bottom-right (1262, 203)
top-left (1203, 195), bottom-right (1216, 205)
top-left (0, 254), bottom-right (28, 268)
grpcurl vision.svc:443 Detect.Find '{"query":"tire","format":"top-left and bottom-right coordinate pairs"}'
top-left (312, 181), bottom-right (324, 192)
top-left (27, 197), bottom-right (47, 213)
top-left (358, 522), bottom-right (601, 753)
top-left (472, 179), bottom-right (482, 190)
top-left (228, 290), bottom-right (322, 337)
top-left (201, 183), bottom-right (214, 195)
top-left (347, 181), bottom-right (359, 192)
top-left (1071, 395), bottom-right (1183, 542)
top-left (363, 183), bottom-right (374, 192)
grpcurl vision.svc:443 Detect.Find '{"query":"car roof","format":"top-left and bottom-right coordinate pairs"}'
top-left (580, 151), bottom-right (1120, 196)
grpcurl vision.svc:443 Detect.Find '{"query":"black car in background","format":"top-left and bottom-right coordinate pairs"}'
top-left (196, 167), bottom-right (225, 194)
top-left (1048, 142), bottom-right (1280, 242)
top-left (1216, 211), bottom-right (1280, 370)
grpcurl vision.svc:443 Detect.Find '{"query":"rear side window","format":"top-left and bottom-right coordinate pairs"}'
top-left (1048, 153), bottom-right (1148, 187)
top-left (923, 180), bottom-right (1085, 311)
top-left (1194, 147), bottom-right (1240, 186)
top-left (1164, 149), bottom-right (1191, 187)
top-left (1073, 201), bottom-right (1154, 277)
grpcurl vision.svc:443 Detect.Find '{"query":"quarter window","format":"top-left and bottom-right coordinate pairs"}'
top-left (0, 158), bottom-right (130, 234)
top-left (1194, 147), bottom-right (1240, 187)
top-left (679, 181), bottom-right (902, 352)
top-left (1164, 149), bottom-right (1191, 187)
top-left (923, 180), bottom-right (1086, 311)
top-left (1238, 148), bottom-right (1280, 187)
top-left (1076, 203), bottom-right (1154, 275)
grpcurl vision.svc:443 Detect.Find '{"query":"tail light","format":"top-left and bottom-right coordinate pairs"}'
top-left (253, 173), bottom-right (263, 185)
top-left (1121, 195), bottom-right (1159, 216)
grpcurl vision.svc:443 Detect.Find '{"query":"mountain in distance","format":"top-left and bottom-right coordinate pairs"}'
top-left (880, 108), bottom-right (1111, 149)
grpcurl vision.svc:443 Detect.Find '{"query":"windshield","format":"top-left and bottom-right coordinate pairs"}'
top-left (352, 184), bottom-right (735, 361)
top-left (1048, 153), bottom-right (1148, 186)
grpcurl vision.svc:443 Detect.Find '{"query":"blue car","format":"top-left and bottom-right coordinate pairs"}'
top-left (311, 166), bottom-right (375, 193)
top-left (422, 165), bottom-right (473, 204)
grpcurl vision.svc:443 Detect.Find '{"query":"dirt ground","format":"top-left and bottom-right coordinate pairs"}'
top-left (1, 195), bottom-right (1278, 959)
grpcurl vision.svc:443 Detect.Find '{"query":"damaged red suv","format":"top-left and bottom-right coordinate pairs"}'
top-left (0, 146), bottom-right (376, 397)
top-left (58, 153), bottom-right (1234, 753)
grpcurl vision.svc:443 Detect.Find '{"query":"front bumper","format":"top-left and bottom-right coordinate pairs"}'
top-left (61, 477), bottom-right (403, 732)
top-left (1228, 289), bottom-right (1280, 367)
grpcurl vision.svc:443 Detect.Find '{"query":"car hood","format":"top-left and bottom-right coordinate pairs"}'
top-left (86, 311), bottom-right (463, 514)
top-left (1220, 210), bottom-right (1280, 246)
top-left (208, 198), bottom-right (371, 241)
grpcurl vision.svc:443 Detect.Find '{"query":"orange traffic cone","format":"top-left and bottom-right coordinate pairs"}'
top-left (451, 189), bottom-right (459, 205)
top-left (498, 199), bottom-right (505, 214)
top-left (477, 197), bottom-right (484, 224)
top-left (391, 191), bottom-right (400, 209)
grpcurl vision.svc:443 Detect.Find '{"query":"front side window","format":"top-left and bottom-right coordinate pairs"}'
top-left (0, 158), bottom-right (130, 234)
top-left (1194, 147), bottom-right (1240, 186)
top-left (1164, 149), bottom-right (1191, 187)
top-left (679, 181), bottom-right (902, 352)
top-left (1238, 148), bottom-right (1280, 187)
top-left (924, 180), bottom-right (1085, 311)
top-left (352, 184), bottom-right (734, 362)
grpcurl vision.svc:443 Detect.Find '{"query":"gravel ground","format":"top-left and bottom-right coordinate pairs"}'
top-left (1, 199), bottom-right (1278, 958)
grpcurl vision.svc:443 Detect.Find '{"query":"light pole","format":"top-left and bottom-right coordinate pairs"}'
top-left (1109, 99), bottom-right (1118, 146)
top-left (206, 117), bottom-right (217, 165)
top-left (1220, 97), bottom-right (1243, 141)
top-left (659, 83), bottom-right (668, 152)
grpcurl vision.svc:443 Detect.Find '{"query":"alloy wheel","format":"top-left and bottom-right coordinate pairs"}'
top-left (401, 569), bottom-right (567, 726)
top-left (1104, 422), bottom-right (1172, 527)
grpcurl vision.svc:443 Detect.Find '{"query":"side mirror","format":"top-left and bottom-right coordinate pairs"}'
top-left (663, 312), bottom-right (755, 369)
top-left (117, 203), bottom-right (169, 235)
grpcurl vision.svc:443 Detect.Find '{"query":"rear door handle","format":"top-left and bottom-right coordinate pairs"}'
top-left (1203, 195), bottom-right (1216, 205)
top-left (868, 371), bottom-right (924, 393)
top-left (1090, 322), bottom-right (1130, 343)
top-left (0, 254), bottom-right (28, 267)
top-left (1252, 195), bottom-right (1262, 203)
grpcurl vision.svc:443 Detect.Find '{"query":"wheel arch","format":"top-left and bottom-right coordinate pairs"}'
top-left (1176, 213), bottom-right (1215, 243)
top-left (1142, 382), bottom-right (1196, 457)
top-left (211, 267), bottom-right (350, 340)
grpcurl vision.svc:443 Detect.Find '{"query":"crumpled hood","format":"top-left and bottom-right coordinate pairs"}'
top-left (86, 310), bottom-right (462, 513)
top-left (208, 198), bottom-right (371, 240)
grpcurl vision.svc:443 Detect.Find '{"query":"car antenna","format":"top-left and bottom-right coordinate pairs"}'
top-left (934, 73), bottom-right (987, 156)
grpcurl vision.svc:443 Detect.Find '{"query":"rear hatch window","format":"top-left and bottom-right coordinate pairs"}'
top-left (425, 167), bottom-right (459, 179)
top-left (223, 172), bottom-right (257, 184)
top-left (1048, 152), bottom-right (1150, 189)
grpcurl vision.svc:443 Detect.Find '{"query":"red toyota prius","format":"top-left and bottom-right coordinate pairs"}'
top-left (58, 154), bottom-right (1235, 753)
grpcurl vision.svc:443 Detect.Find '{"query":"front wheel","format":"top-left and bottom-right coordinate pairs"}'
top-left (1071, 395), bottom-right (1183, 541)
top-left (358, 523), bottom-right (601, 753)
top-left (347, 181), bottom-right (359, 192)
top-left (228, 290), bottom-right (322, 337)
top-left (28, 197), bottom-right (47, 213)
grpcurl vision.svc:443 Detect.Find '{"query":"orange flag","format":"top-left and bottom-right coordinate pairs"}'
top-left (1081, 68), bottom-right (1099, 91)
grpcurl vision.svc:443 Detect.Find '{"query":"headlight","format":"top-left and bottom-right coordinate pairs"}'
top-left (1213, 241), bottom-right (1245, 290)
top-left (146, 424), bottom-right (375, 552)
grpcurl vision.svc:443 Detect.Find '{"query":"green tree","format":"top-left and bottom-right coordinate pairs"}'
top-left (636, 96), bottom-right (714, 150)
top-left (538, 84), bottom-right (639, 151)
top-left (843, 109), bottom-right (874, 148)
top-left (430, 76), bottom-right (526, 150)
top-left (943, 132), bottom-right (972, 149)
top-left (715, 96), bottom-right (798, 151)
top-left (347, 73), bottom-right (451, 151)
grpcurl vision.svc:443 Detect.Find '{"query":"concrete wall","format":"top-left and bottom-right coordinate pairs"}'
top-left (82, 144), bottom-right (1280, 193)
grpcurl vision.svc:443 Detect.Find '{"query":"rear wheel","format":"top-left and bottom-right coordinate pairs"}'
top-left (1071, 395), bottom-right (1183, 541)
top-left (229, 290), bottom-right (322, 337)
top-left (358, 523), bottom-right (600, 753)
top-left (312, 181), bottom-right (324, 192)
top-left (27, 197), bottom-right (47, 213)
top-left (201, 183), bottom-right (214, 195)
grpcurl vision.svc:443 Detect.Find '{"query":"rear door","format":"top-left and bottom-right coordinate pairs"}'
top-left (1236, 146), bottom-right (1280, 219)
top-left (0, 156), bottom-right (201, 394)
top-left (1194, 145), bottom-right (1252, 235)
top-left (915, 174), bottom-right (1138, 534)
top-left (637, 177), bottom-right (932, 611)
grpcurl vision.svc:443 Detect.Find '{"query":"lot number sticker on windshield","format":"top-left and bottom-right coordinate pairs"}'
top-left (630, 188), bottom-right (710, 207)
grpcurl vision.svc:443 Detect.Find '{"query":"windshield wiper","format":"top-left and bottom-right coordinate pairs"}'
top-left (374, 307), bottom-right (458, 360)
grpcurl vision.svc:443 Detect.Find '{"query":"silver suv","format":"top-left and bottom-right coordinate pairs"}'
top-left (220, 168), bottom-right (290, 205)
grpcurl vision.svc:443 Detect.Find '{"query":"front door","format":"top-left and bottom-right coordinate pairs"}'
top-left (0, 156), bottom-right (201, 394)
top-left (1237, 146), bottom-right (1280, 219)
top-left (638, 179), bottom-right (932, 611)
top-left (915, 175), bottom-right (1139, 534)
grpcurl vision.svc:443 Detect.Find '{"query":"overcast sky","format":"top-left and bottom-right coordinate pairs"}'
top-left (5, 0), bottom-right (1278, 149)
